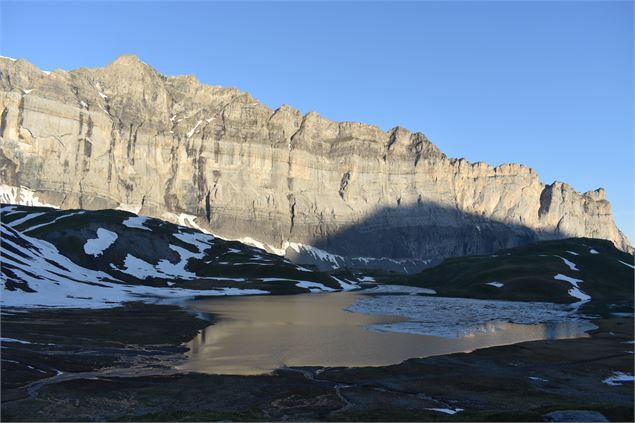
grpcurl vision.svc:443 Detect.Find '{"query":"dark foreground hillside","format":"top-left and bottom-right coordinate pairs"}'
top-left (1, 204), bottom-right (351, 308)
top-left (1, 205), bottom-right (633, 422)
top-left (370, 238), bottom-right (634, 305)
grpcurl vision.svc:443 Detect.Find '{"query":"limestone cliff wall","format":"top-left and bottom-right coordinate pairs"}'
top-left (0, 55), bottom-right (630, 267)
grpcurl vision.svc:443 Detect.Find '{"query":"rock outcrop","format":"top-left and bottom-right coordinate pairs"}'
top-left (0, 55), bottom-right (631, 270)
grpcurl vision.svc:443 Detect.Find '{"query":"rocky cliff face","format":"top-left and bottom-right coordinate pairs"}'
top-left (0, 55), bottom-right (630, 270)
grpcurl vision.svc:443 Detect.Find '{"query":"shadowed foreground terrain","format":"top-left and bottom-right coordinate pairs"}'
top-left (1, 303), bottom-right (633, 422)
top-left (1, 206), bottom-right (633, 421)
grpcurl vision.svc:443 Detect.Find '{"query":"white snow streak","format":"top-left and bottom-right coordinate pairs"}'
top-left (554, 274), bottom-right (591, 302)
top-left (122, 216), bottom-right (151, 231)
top-left (425, 408), bottom-right (464, 415)
top-left (603, 372), bottom-right (634, 386)
top-left (555, 255), bottom-right (579, 271)
top-left (187, 120), bottom-right (202, 138)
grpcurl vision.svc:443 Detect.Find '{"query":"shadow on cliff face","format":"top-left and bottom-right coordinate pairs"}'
top-left (307, 200), bottom-right (572, 263)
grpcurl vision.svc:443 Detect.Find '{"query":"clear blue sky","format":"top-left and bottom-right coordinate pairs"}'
top-left (1, 1), bottom-right (633, 241)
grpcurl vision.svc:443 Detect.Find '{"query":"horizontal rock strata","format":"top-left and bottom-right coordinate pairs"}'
top-left (0, 55), bottom-right (630, 269)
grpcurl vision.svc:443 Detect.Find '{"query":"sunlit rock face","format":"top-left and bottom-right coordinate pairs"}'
top-left (0, 55), bottom-right (630, 269)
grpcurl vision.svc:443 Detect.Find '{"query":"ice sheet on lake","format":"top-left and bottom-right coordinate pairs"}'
top-left (347, 294), bottom-right (595, 338)
top-left (363, 284), bottom-right (436, 295)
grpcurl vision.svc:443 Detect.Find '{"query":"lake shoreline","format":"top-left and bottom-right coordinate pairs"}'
top-left (1, 300), bottom-right (633, 422)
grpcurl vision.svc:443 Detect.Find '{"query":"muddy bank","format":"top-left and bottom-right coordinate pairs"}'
top-left (1, 303), bottom-right (633, 422)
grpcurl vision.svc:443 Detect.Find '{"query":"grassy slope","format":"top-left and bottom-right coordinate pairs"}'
top-left (371, 238), bottom-right (634, 304)
top-left (1, 205), bottom-right (342, 294)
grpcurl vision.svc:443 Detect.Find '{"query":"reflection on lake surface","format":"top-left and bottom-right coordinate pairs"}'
top-left (180, 289), bottom-right (595, 375)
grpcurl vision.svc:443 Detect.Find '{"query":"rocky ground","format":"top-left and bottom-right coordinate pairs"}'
top-left (1, 302), bottom-right (633, 422)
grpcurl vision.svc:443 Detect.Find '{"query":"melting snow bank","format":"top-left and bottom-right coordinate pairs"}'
top-left (554, 274), bottom-right (591, 302)
top-left (346, 294), bottom-right (596, 338)
top-left (0, 184), bottom-right (58, 208)
top-left (1, 337), bottom-right (32, 345)
top-left (83, 228), bottom-right (118, 257)
top-left (555, 255), bottom-right (579, 271)
top-left (122, 216), bottom-right (151, 231)
top-left (0, 222), bottom-right (268, 308)
top-left (618, 260), bottom-right (635, 270)
top-left (425, 408), bottom-right (464, 415)
top-left (602, 372), bottom-right (635, 386)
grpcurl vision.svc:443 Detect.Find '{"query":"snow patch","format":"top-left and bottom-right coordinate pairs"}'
top-left (118, 203), bottom-right (143, 215)
top-left (486, 281), bottom-right (504, 288)
top-left (358, 276), bottom-right (376, 282)
top-left (332, 276), bottom-right (358, 291)
top-left (187, 120), bottom-right (203, 138)
top-left (7, 212), bottom-right (47, 228)
top-left (555, 255), bottom-right (579, 271)
top-left (295, 281), bottom-right (336, 292)
top-left (173, 231), bottom-right (215, 252)
top-left (0, 184), bottom-right (58, 208)
top-left (0, 224), bottom-right (269, 309)
top-left (295, 265), bottom-right (313, 272)
top-left (1, 337), bottom-right (32, 345)
top-left (238, 237), bottom-right (267, 251)
top-left (618, 260), bottom-right (635, 270)
top-left (23, 211), bottom-right (85, 233)
top-left (122, 216), bottom-right (151, 231)
top-left (603, 372), bottom-right (634, 386)
top-left (287, 242), bottom-right (342, 267)
top-left (83, 228), bottom-right (118, 257)
top-left (590, 249), bottom-right (599, 254)
top-left (554, 273), bottom-right (591, 302)
top-left (566, 250), bottom-right (579, 256)
top-left (425, 408), bottom-right (464, 415)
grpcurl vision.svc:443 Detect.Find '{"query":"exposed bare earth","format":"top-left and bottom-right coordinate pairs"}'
top-left (1, 303), bottom-right (632, 422)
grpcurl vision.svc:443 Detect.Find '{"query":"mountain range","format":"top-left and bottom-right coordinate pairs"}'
top-left (0, 55), bottom-right (631, 272)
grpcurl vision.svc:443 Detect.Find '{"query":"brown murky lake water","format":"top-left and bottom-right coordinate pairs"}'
top-left (179, 291), bottom-right (593, 375)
